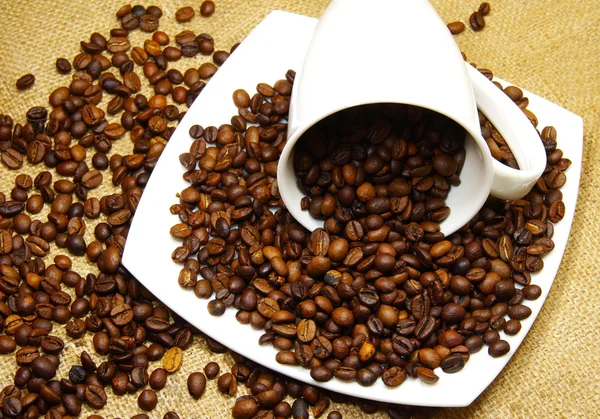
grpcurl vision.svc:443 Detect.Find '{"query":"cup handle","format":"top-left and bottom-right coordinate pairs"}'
top-left (466, 64), bottom-right (546, 201)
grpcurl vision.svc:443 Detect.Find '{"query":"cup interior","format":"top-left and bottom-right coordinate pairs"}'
top-left (279, 103), bottom-right (493, 236)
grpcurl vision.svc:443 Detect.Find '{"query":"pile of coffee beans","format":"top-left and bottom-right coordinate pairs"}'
top-left (171, 66), bottom-right (569, 392)
top-left (0, 0), bottom-right (569, 417)
top-left (294, 104), bottom-right (462, 225)
top-left (1, 2), bottom-right (431, 417)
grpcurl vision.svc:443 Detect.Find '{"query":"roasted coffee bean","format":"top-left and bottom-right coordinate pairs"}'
top-left (204, 362), bottom-right (220, 379)
top-left (291, 398), bottom-right (309, 419)
top-left (232, 395), bottom-right (259, 419)
top-left (213, 50), bottom-right (229, 65)
top-left (176, 6), bottom-right (195, 22)
top-left (16, 74), bottom-right (35, 90)
top-left (187, 372), bottom-right (207, 399)
top-left (30, 356), bottom-right (57, 379)
top-left (523, 284), bottom-right (542, 300)
top-left (356, 368), bottom-right (377, 386)
top-left (130, 367), bottom-right (149, 388)
top-left (0, 336), bottom-right (16, 354)
top-left (310, 365), bottom-right (333, 382)
top-left (138, 389), bottom-right (158, 411)
top-left (479, 2), bottom-right (491, 15)
top-left (464, 335), bottom-right (484, 354)
top-left (469, 11), bottom-right (485, 31)
top-left (440, 355), bottom-right (465, 374)
top-left (416, 367), bottom-right (439, 384)
top-left (200, 1), bottom-right (215, 17)
top-left (488, 339), bottom-right (510, 357)
top-left (56, 57), bottom-right (72, 73)
top-left (84, 384), bottom-right (107, 408)
top-left (148, 368), bottom-right (167, 390)
top-left (69, 365), bottom-right (87, 384)
top-left (447, 21), bottom-right (466, 34)
top-left (217, 372), bottom-right (237, 395)
top-left (504, 319), bottom-right (522, 336)
top-left (508, 304), bottom-right (532, 320)
top-left (382, 366), bottom-right (406, 387)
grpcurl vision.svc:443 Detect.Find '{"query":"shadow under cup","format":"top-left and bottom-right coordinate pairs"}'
top-left (280, 103), bottom-right (491, 236)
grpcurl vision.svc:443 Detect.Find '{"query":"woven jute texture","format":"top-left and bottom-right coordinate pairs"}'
top-left (0, 0), bottom-right (598, 418)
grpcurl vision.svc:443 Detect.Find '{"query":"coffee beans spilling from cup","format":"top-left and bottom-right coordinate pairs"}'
top-left (171, 69), bottom-right (569, 389)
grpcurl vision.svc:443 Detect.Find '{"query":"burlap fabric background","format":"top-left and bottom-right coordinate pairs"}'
top-left (0, 0), bottom-right (598, 417)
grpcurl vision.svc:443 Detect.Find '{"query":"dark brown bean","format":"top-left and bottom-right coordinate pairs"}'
top-left (187, 372), bottom-right (207, 399)
top-left (488, 340), bottom-right (510, 357)
top-left (138, 389), bottom-right (158, 411)
top-left (200, 1), bottom-right (215, 17)
top-left (16, 74), bottom-right (35, 90)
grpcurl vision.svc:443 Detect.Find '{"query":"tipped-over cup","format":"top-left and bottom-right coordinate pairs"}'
top-left (278, 0), bottom-right (546, 235)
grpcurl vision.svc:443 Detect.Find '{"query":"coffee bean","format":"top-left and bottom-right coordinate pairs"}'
top-left (2, 397), bottom-right (22, 416)
top-left (504, 319), bottom-right (522, 336)
top-left (69, 365), bottom-right (87, 384)
top-left (138, 389), bottom-right (158, 411)
top-left (163, 347), bottom-right (183, 373)
top-left (332, 307), bottom-right (354, 327)
top-left (200, 1), bottom-right (215, 17)
top-left (464, 335), bottom-right (484, 353)
top-left (187, 372), bottom-right (206, 399)
top-left (201, 362), bottom-right (219, 379)
top-left (488, 339), bottom-right (510, 357)
top-left (30, 356), bottom-right (56, 380)
top-left (140, 13), bottom-right (159, 32)
top-left (16, 74), bottom-right (35, 90)
top-left (310, 365), bottom-right (333, 382)
top-left (176, 6), bottom-right (195, 22)
top-left (110, 303), bottom-right (133, 326)
top-left (416, 367), bottom-right (439, 384)
top-left (16, 346), bottom-right (39, 366)
top-left (147, 368), bottom-right (167, 391)
top-left (56, 57), bottom-right (72, 73)
top-left (447, 21), bottom-right (466, 34)
top-left (508, 304), bottom-right (532, 320)
top-left (84, 384), bottom-right (107, 409)
top-left (199, 62), bottom-right (217, 79)
top-left (232, 395), bottom-right (258, 419)
top-left (479, 2), bottom-right (491, 16)
top-left (523, 284), bottom-right (542, 300)
top-left (0, 200), bottom-right (24, 217)
top-left (440, 355), bottom-right (466, 373)
top-left (217, 372), bottom-right (237, 395)
top-left (107, 36), bottom-right (130, 53)
top-left (291, 398), bottom-right (309, 419)
top-left (382, 366), bottom-right (406, 387)
top-left (354, 367), bottom-right (376, 386)
top-left (469, 11), bottom-right (485, 31)
top-left (213, 50), bottom-right (229, 65)
top-left (0, 336), bottom-right (16, 354)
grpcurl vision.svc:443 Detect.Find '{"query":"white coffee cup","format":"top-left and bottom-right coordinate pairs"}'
top-left (277, 0), bottom-right (546, 235)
